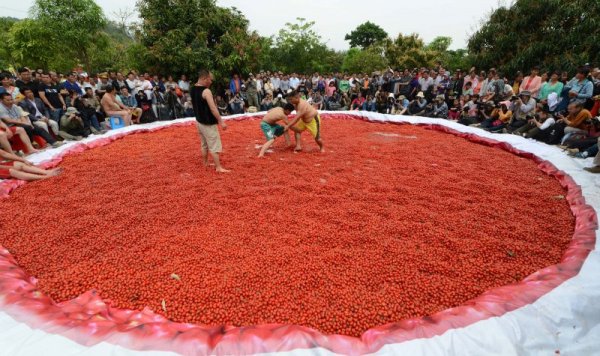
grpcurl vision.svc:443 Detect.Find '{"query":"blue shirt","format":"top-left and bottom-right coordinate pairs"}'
top-left (565, 78), bottom-right (593, 104)
top-left (62, 80), bottom-right (83, 95)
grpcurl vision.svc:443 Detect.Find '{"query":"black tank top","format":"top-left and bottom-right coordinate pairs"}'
top-left (191, 85), bottom-right (218, 125)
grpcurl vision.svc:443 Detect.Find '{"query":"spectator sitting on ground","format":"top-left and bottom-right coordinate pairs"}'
top-left (363, 94), bottom-right (376, 112)
top-left (309, 91), bottom-right (324, 110)
top-left (525, 106), bottom-right (556, 140)
top-left (272, 93), bottom-right (287, 109)
top-left (18, 87), bottom-right (60, 138)
top-left (101, 84), bottom-right (133, 126)
top-left (0, 92), bottom-right (60, 148)
top-left (408, 92), bottom-right (428, 116)
top-left (557, 102), bottom-right (592, 145)
top-left (59, 107), bottom-right (87, 140)
top-left (261, 92), bottom-right (274, 111)
top-left (351, 92), bottom-right (366, 110)
top-left (229, 93), bottom-right (245, 114)
top-left (507, 91), bottom-right (536, 132)
top-left (76, 88), bottom-right (106, 134)
top-left (427, 95), bottom-right (449, 118)
top-left (184, 97), bottom-right (195, 117)
top-left (485, 102), bottom-right (512, 132)
top-left (0, 147), bottom-right (63, 181)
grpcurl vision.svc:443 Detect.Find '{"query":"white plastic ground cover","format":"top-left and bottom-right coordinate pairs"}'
top-left (0, 111), bottom-right (598, 356)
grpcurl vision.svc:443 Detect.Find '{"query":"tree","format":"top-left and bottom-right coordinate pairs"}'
top-left (0, 17), bottom-right (19, 69)
top-left (271, 18), bottom-right (335, 74)
top-left (342, 47), bottom-right (388, 74)
top-left (30, 0), bottom-right (107, 71)
top-left (345, 22), bottom-right (388, 49)
top-left (427, 36), bottom-right (452, 53)
top-left (137, 0), bottom-right (264, 88)
top-left (468, 0), bottom-right (600, 75)
top-left (384, 33), bottom-right (435, 70)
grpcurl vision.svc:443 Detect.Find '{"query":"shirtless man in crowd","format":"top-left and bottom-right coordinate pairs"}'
top-left (101, 84), bottom-right (133, 126)
top-left (284, 91), bottom-right (324, 152)
top-left (258, 103), bottom-right (294, 158)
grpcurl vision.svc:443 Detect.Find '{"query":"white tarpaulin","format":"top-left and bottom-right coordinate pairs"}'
top-left (0, 111), bottom-right (598, 355)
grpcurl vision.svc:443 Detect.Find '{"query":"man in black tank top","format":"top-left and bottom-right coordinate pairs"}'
top-left (190, 70), bottom-right (229, 173)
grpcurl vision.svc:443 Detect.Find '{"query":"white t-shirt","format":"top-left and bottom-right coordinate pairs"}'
top-left (540, 117), bottom-right (556, 130)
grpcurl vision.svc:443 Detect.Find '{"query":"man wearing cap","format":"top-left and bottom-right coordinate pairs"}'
top-left (428, 95), bottom-right (449, 118)
top-left (59, 107), bottom-right (87, 140)
top-left (408, 92), bottom-right (428, 116)
top-left (96, 73), bottom-right (110, 94)
top-left (507, 90), bottom-right (536, 132)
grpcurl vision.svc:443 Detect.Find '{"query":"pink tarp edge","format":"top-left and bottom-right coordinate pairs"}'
top-left (0, 114), bottom-right (596, 355)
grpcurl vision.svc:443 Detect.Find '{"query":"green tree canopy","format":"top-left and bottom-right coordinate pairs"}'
top-left (270, 18), bottom-right (341, 74)
top-left (342, 47), bottom-right (388, 74)
top-left (468, 0), bottom-right (600, 75)
top-left (344, 21), bottom-right (388, 49)
top-left (31, 0), bottom-right (107, 71)
top-left (137, 0), bottom-right (264, 87)
top-left (384, 33), bottom-right (435, 70)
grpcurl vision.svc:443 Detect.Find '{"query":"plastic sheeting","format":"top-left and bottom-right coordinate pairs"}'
top-left (0, 112), bottom-right (598, 355)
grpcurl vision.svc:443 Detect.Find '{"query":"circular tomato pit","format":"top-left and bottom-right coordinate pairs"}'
top-left (0, 118), bottom-right (574, 337)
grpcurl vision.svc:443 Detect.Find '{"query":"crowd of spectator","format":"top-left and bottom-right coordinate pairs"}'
top-left (1, 64), bottom-right (600, 174)
top-left (223, 65), bottom-right (600, 173)
top-left (0, 68), bottom-right (194, 158)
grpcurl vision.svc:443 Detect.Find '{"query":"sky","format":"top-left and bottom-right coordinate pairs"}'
top-left (1, 0), bottom-right (504, 50)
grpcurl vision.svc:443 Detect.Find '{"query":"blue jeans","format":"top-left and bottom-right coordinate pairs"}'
top-left (362, 102), bottom-right (376, 111)
top-left (49, 108), bottom-right (64, 126)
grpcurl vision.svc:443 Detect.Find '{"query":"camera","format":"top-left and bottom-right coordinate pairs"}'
top-left (510, 96), bottom-right (519, 101)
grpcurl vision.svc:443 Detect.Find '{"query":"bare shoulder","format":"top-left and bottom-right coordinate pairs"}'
top-left (264, 107), bottom-right (284, 122)
top-left (298, 99), bottom-right (317, 117)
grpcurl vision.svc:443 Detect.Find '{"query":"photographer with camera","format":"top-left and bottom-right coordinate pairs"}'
top-left (506, 90), bottom-right (536, 133)
top-left (524, 106), bottom-right (556, 140)
top-left (556, 102), bottom-right (592, 146)
top-left (426, 95), bottom-right (449, 118)
top-left (479, 101), bottom-right (499, 128)
top-left (408, 92), bottom-right (428, 116)
top-left (59, 107), bottom-right (87, 140)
